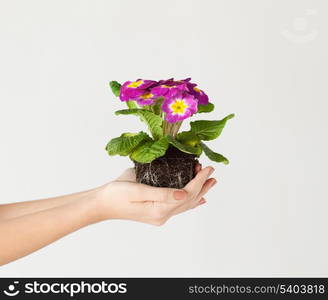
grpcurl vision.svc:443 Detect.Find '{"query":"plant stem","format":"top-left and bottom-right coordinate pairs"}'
top-left (163, 120), bottom-right (182, 137)
top-left (163, 120), bottom-right (169, 136)
top-left (171, 121), bottom-right (182, 137)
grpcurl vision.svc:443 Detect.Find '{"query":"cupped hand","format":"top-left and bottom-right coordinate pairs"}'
top-left (95, 164), bottom-right (217, 225)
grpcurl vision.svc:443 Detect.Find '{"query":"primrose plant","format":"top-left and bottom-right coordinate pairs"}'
top-left (106, 78), bottom-right (234, 167)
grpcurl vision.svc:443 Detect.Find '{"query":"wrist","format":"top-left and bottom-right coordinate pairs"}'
top-left (72, 187), bottom-right (107, 225)
top-left (86, 184), bottom-right (115, 223)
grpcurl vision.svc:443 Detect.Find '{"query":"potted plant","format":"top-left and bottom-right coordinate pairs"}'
top-left (106, 78), bottom-right (234, 189)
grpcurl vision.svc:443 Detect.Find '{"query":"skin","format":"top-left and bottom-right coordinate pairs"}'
top-left (0, 164), bottom-right (216, 266)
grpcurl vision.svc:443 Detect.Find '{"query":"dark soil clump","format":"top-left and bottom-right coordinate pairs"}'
top-left (134, 146), bottom-right (198, 188)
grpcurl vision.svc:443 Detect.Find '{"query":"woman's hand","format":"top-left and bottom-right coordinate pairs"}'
top-left (95, 164), bottom-right (217, 225)
top-left (0, 164), bottom-right (216, 265)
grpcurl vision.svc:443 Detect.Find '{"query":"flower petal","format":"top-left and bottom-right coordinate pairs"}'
top-left (136, 91), bottom-right (156, 106)
top-left (190, 86), bottom-right (209, 105)
top-left (162, 93), bottom-right (197, 123)
top-left (119, 79), bottom-right (157, 101)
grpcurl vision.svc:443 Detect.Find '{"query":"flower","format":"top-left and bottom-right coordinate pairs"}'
top-left (162, 93), bottom-right (198, 123)
top-left (151, 78), bottom-right (209, 106)
top-left (135, 91), bottom-right (157, 106)
top-left (177, 79), bottom-right (209, 106)
top-left (151, 79), bottom-right (188, 98)
top-left (118, 77), bottom-right (209, 111)
top-left (189, 86), bottom-right (209, 105)
top-left (119, 79), bottom-right (157, 102)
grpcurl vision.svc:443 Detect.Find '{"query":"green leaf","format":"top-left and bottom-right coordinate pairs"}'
top-left (130, 137), bottom-right (169, 163)
top-left (126, 101), bottom-right (137, 109)
top-left (115, 109), bottom-right (163, 140)
top-left (167, 135), bottom-right (202, 156)
top-left (190, 113), bottom-right (235, 141)
top-left (176, 131), bottom-right (200, 147)
top-left (109, 81), bottom-right (121, 97)
top-left (197, 102), bottom-right (215, 113)
top-left (105, 131), bottom-right (151, 156)
top-left (201, 142), bottom-right (229, 164)
top-left (152, 97), bottom-right (164, 115)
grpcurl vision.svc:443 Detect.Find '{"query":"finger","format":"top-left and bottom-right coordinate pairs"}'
top-left (166, 168), bottom-right (214, 213)
top-left (194, 178), bottom-right (217, 204)
top-left (115, 168), bottom-right (136, 182)
top-left (194, 198), bottom-right (206, 208)
top-left (189, 179), bottom-right (216, 209)
top-left (171, 196), bottom-right (206, 216)
top-left (171, 177), bottom-right (215, 214)
top-left (184, 166), bottom-right (214, 197)
top-left (195, 163), bottom-right (202, 174)
top-left (132, 184), bottom-right (188, 203)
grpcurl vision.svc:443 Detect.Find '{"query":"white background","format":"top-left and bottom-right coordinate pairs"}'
top-left (0, 0), bottom-right (327, 277)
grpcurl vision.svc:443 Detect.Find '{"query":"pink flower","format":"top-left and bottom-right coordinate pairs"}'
top-left (135, 91), bottom-right (157, 106)
top-left (151, 78), bottom-right (209, 106)
top-left (162, 93), bottom-right (198, 123)
top-left (188, 86), bottom-right (209, 105)
top-left (151, 79), bottom-right (188, 98)
top-left (118, 78), bottom-right (210, 111)
top-left (119, 79), bottom-right (157, 102)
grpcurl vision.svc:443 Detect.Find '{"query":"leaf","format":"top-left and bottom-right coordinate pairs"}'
top-left (176, 131), bottom-right (200, 147)
top-left (152, 97), bottom-right (164, 115)
top-left (109, 81), bottom-right (121, 97)
top-left (197, 102), bottom-right (215, 113)
top-left (190, 113), bottom-right (235, 141)
top-left (201, 142), bottom-right (229, 164)
top-left (105, 132), bottom-right (151, 156)
top-left (126, 101), bottom-right (138, 109)
top-left (130, 137), bottom-right (169, 163)
top-left (115, 109), bottom-right (163, 140)
top-left (167, 135), bottom-right (202, 156)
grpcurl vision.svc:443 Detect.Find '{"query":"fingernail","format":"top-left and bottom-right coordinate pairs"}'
top-left (208, 167), bottom-right (214, 176)
top-left (199, 199), bottom-right (206, 205)
top-left (174, 190), bottom-right (186, 200)
top-left (211, 179), bottom-right (217, 187)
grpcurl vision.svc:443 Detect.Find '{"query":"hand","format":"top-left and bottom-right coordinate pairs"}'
top-left (95, 164), bottom-right (217, 225)
top-left (0, 164), bottom-right (216, 266)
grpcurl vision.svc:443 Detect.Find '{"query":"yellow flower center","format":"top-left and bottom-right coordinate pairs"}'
top-left (170, 99), bottom-right (188, 114)
top-left (193, 87), bottom-right (202, 93)
top-left (140, 92), bottom-right (153, 99)
top-left (127, 80), bottom-right (143, 88)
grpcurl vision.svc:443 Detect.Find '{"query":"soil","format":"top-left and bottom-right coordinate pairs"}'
top-left (133, 146), bottom-right (198, 188)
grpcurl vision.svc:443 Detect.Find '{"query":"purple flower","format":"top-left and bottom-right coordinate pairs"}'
top-left (119, 79), bottom-right (157, 102)
top-left (162, 93), bottom-right (198, 123)
top-left (151, 79), bottom-right (188, 98)
top-left (135, 91), bottom-right (156, 106)
top-left (151, 78), bottom-right (209, 106)
top-left (118, 78), bottom-right (209, 114)
top-left (189, 86), bottom-right (209, 105)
